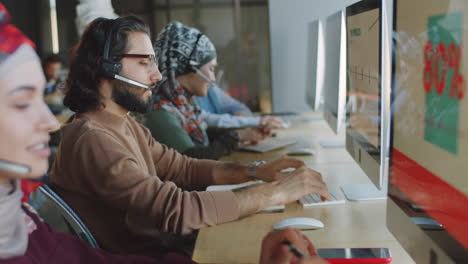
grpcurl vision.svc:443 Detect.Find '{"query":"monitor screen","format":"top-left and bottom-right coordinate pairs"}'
top-left (323, 10), bottom-right (347, 134)
top-left (343, 0), bottom-right (385, 192)
top-left (388, 0), bottom-right (468, 262)
top-left (306, 20), bottom-right (324, 112)
top-left (346, 0), bottom-right (381, 152)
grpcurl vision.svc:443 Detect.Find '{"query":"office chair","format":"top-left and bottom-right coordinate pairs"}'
top-left (27, 185), bottom-right (99, 248)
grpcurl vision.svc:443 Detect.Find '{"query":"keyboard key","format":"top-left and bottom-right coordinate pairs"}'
top-left (299, 189), bottom-right (346, 207)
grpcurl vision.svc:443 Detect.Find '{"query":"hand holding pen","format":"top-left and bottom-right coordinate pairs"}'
top-left (282, 241), bottom-right (327, 264)
top-left (259, 228), bottom-right (328, 264)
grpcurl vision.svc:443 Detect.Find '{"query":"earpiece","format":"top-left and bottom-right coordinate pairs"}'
top-left (185, 33), bottom-right (203, 73)
top-left (0, 160), bottom-right (31, 175)
top-left (101, 19), bottom-right (122, 79)
top-left (193, 66), bottom-right (215, 85)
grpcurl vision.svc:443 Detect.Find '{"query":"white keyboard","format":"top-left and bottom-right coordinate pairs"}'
top-left (299, 189), bottom-right (346, 207)
top-left (240, 137), bottom-right (297, 152)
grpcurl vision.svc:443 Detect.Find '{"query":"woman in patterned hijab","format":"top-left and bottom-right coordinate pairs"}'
top-left (145, 21), bottom-right (241, 159)
top-left (154, 21), bottom-right (215, 146)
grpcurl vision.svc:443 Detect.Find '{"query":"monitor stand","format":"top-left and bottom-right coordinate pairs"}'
top-left (341, 184), bottom-right (387, 201)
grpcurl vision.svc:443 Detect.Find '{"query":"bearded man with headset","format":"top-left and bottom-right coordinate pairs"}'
top-left (49, 16), bottom-right (330, 258)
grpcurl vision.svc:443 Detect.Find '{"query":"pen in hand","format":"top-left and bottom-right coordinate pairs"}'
top-left (282, 241), bottom-right (304, 259)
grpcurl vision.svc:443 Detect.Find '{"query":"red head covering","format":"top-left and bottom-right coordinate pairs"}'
top-left (0, 3), bottom-right (35, 56)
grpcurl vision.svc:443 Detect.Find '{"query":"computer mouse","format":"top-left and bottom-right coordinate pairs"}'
top-left (286, 148), bottom-right (316, 156)
top-left (273, 217), bottom-right (324, 230)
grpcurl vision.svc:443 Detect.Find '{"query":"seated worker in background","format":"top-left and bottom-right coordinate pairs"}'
top-left (43, 53), bottom-right (64, 95)
top-left (145, 21), bottom-right (281, 159)
top-left (49, 16), bottom-right (330, 258)
top-left (42, 54), bottom-right (67, 114)
top-left (0, 7), bottom-right (326, 264)
top-left (196, 83), bottom-right (284, 129)
top-left (196, 83), bottom-right (253, 116)
top-left (198, 88), bottom-right (284, 129)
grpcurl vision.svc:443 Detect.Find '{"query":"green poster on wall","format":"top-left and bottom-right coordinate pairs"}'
top-left (424, 13), bottom-right (463, 154)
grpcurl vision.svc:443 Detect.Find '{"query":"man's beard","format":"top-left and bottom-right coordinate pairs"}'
top-left (112, 80), bottom-right (153, 113)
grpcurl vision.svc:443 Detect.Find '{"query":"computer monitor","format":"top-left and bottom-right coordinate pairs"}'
top-left (387, 0), bottom-right (468, 262)
top-left (322, 10), bottom-right (347, 134)
top-left (341, 0), bottom-right (392, 200)
top-left (306, 20), bottom-right (325, 112)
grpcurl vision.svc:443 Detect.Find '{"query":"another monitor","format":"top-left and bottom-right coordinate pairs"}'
top-left (387, 0), bottom-right (468, 263)
top-left (341, 0), bottom-right (391, 200)
top-left (322, 10), bottom-right (347, 134)
top-left (306, 20), bottom-right (325, 112)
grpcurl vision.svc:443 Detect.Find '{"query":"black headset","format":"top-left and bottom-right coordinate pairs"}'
top-left (186, 32), bottom-right (215, 85)
top-left (186, 32), bottom-right (203, 73)
top-left (101, 18), bottom-right (122, 79)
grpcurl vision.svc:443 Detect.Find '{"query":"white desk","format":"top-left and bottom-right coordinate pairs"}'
top-left (192, 113), bottom-right (414, 264)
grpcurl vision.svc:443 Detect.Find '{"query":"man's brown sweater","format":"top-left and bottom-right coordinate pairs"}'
top-left (49, 109), bottom-right (240, 257)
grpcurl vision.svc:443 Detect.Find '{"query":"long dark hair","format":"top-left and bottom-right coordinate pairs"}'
top-left (63, 16), bottom-right (150, 113)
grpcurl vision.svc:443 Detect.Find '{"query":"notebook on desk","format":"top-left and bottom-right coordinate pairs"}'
top-left (239, 137), bottom-right (298, 152)
top-left (206, 181), bottom-right (285, 213)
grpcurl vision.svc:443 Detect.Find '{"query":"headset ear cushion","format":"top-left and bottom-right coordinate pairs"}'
top-left (113, 62), bottom-right (122, 75)
top-left (101, 59), bottom-right (122, 79)
top-left (187, 60), bottom-right (197, 73)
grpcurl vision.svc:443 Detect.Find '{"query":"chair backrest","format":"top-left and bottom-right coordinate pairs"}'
top-left (27, 185), bottom-right (99, 248)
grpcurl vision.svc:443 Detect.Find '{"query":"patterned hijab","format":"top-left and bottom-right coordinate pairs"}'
top-left (0, 3), bottom-right (37, 259)
top-left (152, 21), bottom-right (216, 146)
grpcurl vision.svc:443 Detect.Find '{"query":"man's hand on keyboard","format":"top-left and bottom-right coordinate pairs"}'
top-left (232, 160), bottom-right (331, 217)
top-left (272, 166), bottom-right (332, 205)
top-left (255, 157), bottom-right (305, 182)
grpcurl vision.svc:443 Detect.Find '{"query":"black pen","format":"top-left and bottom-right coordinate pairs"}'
top-left (282, 241), bottom-right (304, 258)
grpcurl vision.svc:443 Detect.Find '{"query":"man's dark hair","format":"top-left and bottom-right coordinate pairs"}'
top-left (42, 53), bottom-right (63, 67)
top-left (63, 16), bottom-right (150, 113)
